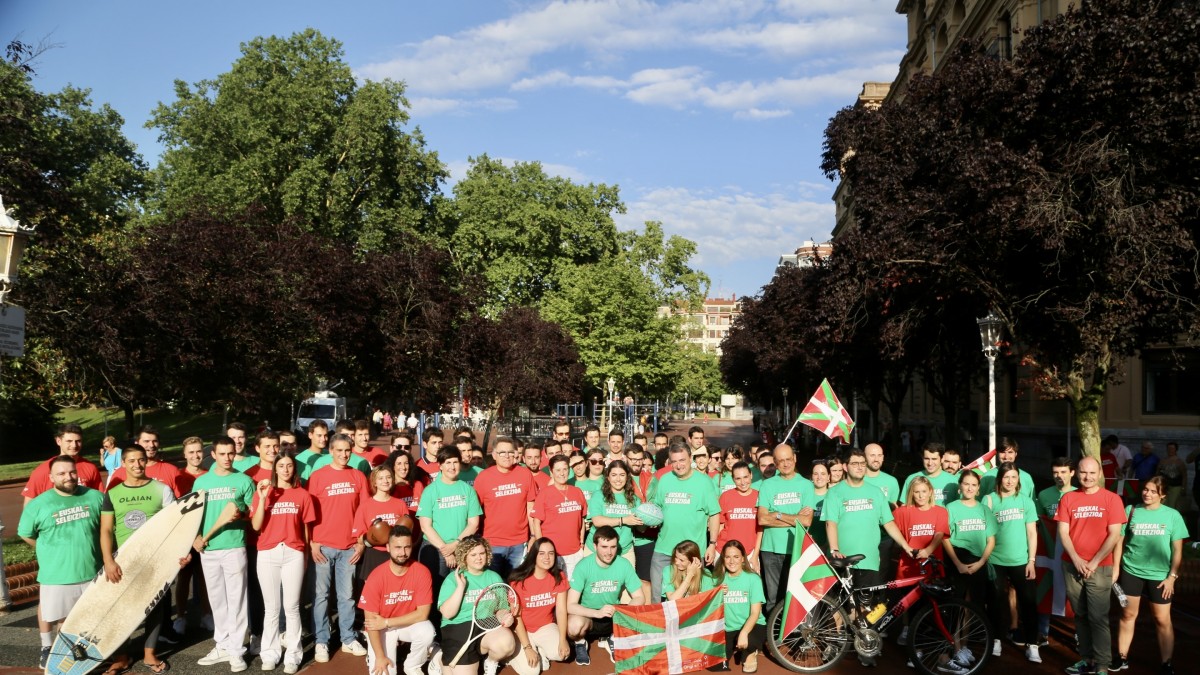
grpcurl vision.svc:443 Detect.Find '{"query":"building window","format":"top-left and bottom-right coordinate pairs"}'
top-left (1143, 349), bottom-right (1200, 415)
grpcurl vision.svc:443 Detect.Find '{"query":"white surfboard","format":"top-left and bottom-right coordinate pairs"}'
top-left (47, 490), bottom-right (207, 675)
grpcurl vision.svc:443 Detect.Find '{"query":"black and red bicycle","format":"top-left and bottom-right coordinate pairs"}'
top-left (767, 556), bottom-right (993, 675)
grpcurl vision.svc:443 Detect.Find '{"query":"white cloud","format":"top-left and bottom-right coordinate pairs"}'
top-left (408, 97), bottom-right (518, 117)
top-left (617, 184), bottom-right (836, 268)
top-left (356, 0), bottom-right (906, 117)
top-left (734, 108), bottom-right (793, 120)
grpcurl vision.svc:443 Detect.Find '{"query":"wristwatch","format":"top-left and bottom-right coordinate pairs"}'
top-left (775, 512), bottom-right (784, 522)
top-left (1169, 572), bottom-right (1179, 579)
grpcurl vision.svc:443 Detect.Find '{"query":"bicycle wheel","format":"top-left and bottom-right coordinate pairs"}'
top-left (766, 598), bottom-right (853, 673)
top-left (907, 599), bottom-right (992, 675)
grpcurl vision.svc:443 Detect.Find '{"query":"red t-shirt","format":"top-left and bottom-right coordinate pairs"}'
top-left (355, 446), bottom-right (390, 468)
top-left (176, 468), bottom-right (206, 496)
top-left (474, 466), bottom-right (537, 546)
top-left (893, 504), bottom-right (950, 577)
top-left (242, 463), bottom-right (273, 484)
top-left (1099, 451), bottom-right (1117, 489)
top-left (253, 486), bottom-right (316, 552)
top-left (23, 456), bottom-right (104, 498)
top-left (352, 496), bottom-right (412, 551)
top-left (392, 482), bottom-right (424, 512)
top-left (357, 561), bottom-right (434, 618)
top-left (1055, 488), bottom-right (1126, 566)
top-left (716, 488), bottom-right (761, 552)
top-left (107, 461), bottom-right (182, 496)
top-left (513, 572), bottom-right (569, 633)
top-left (533, 470), bottom-right (553, 494)
top-left (532, 484), bottom-right (587, 556)
top-left (416, 457), bottom-right (440, 475)
top-left (308, 465), bottom-right (369, 549)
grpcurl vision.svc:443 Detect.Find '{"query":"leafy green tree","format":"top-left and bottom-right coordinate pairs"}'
top-left (674, 345), bottom-right (723, 406)
top-left (445, 155), bottom-right (625, 313)
top-left (147, 29), bottom-right (446, 250)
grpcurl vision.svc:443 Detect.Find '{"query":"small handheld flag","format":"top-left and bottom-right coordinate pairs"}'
top-left (964, 448), bottom-right (997, 475)
top-left (797, 379), bottom-right (855, 442)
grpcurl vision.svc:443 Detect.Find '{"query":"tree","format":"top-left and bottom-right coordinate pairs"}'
top-left (821, 0), bottom-right (1200, 458)
top-left (444, 155), bottom-right (625, 314)
top-left (146, 29), bottom-right (447, 250)
top-left (675, 345), bottom-right (723, 407)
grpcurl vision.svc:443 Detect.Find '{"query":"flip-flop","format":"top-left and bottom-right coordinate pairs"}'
top-left (143, 660), bottom-right (171, 674)
top-left (102, 660), bottom-right (132, 675)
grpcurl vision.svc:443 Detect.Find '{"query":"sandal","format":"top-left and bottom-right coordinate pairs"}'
top-left (102, 659), bottom-right (133, 675)
top-left (143, 660), bottom-right (171, 674)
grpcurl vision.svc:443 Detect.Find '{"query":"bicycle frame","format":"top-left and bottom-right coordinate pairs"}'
top-left (824, 558), bottom-right (957, 642)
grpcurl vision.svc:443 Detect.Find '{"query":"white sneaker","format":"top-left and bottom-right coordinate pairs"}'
top-left (198, 648), bottom-right (230, 666)
top-left (598, 638), bottom-right (615, 663)
top-left (427, 648), bottom-right (442, 675)
top-left (483, 659), bottom-right (499, 675)
top-left (260, 660), bottom-right (277, 671)
top-left (937, 660), bottom-right (970, 675)
top-left (283, 665), bottom-right (298, 675)
top-left (897, 626), bottom-right (909, 646)
top-left (953, 648), bottom-right (976, 666)
top-left (1026, 645), bottom-right (1042, 663)
top-left (230, 655), bottom-right (248, 673)
top-left (993, 639), bottom-right (1002, 656)
top-left (341, 641), bottom-right (367, 657)
top-left (173, 617), bottom-right (188, 635)
top-left (314, 644), bottom-right (330, 663)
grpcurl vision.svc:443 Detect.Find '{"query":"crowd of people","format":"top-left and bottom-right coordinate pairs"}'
top-left (13, 421), bottom-right (1189, 675)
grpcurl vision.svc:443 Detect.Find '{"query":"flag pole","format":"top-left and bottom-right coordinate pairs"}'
top-left (780, 414), bottom-right (804, 446)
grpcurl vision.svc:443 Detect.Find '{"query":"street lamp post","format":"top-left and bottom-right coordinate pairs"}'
top-left (782, 387), bottom-right (789, 427)
top-left (977, 311), bottom-right (1004, 453)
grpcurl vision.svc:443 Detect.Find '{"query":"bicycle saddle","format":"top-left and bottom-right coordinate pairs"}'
top-left (828, 553), bottom-right (865, 569)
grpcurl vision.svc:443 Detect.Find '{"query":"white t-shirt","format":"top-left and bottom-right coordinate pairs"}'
top-left (1113, 444), bottom-right (1133, 475)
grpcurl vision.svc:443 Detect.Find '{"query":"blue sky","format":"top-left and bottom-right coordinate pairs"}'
top-left (5, 0), bottom-right (906, 297)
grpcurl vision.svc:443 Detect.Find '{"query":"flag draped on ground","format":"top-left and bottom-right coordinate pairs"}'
top-left (1035, 512), bottom-right (1074, 618)
top-left (964, 449), bottom-right (997, 475)
top-left (779, 525), bottom-right (839, 639)
top-left (612, 587), bottom-right (726, 674)
top-left (797, 379), bottom-right (855, 442)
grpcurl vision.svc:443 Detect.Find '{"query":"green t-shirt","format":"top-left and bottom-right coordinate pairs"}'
top-left (415, 478), bottom-right (483, 544)
top-left (980, 467), bottom-right (1034, 499)
top-left (1121, 504), bottom-right (1187, 580)
top-left (437, 568), bottom-right (504, 625)
top-left (983, 493), bottom-right (1037, 567)
top-left (586, 492), bottom-right (639, 553)
top-left (660, 565), bottom-right (716, 599)
top-left (820, 481), bottom-right (894, 571)
top-left (809, 491), bottom-right (829, 550)
top-left (101, 479), bottom-right (176, 548)
top-left (864, 472), bottom-right (900, 505)
top-left (757, 474), bottom-right (817, 554)
top-left (721, 570), bottom-right (767, 630)
top-left (946, 500), bottom-right (998, 557)
top-left (233, 455), bottom-right (261, 474)
top-left (574, 477), bottom-right (604, 505)
top-left (652, 470), bottom-right (721, 556)
top-left (194, 470), bottom-right (256, 551)
top-left (901, 471), bottom-right (959, 506)
top-left (308, 452), bottom-right (370, 478)
top-left (18, 487), bottom-right (105, 585)
top-left (1036, 486), bottom-right (1075, 519)
top-left (569, 554), bottom-right (642, 609)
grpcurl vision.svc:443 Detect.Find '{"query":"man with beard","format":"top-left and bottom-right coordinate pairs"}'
top-left (19, 455), bottom-right (105, 668)
top-left (359, 526), bottom-right (436, 675)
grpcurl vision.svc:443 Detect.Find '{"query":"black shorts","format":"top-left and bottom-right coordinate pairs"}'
top-left (440, 621), bottom-right (483, 666)
top-left (725, 623), bottom-right (767, 656)
top-left (1118, 569), bottom-right (1172, 605)
top-left (586, 617), bottom-right (614, 641)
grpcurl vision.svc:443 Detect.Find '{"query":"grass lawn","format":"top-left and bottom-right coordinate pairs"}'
top-left (0, 407), bottom-right (225, 481)
top-left (2, 537), bottom-right (35, 566)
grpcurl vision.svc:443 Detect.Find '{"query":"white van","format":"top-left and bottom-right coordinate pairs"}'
top-left (293, 390), bottom-right (349, 434)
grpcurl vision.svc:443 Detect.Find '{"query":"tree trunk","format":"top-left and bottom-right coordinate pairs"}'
top-left (1065, 357), bottom-right (1109, 461)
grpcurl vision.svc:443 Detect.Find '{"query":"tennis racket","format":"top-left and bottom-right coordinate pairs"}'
top-left (445, 582), bottom-right (520, 667)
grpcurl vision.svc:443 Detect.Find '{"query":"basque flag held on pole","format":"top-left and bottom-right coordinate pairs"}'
top-left (612, 587), bottom-right (726, 674)
top-left (797, 379), bottom-right (855, 442)
top-left (779, 525), bottom-right (839, 638)
top-left (964, 448), bottom-right (997, 475)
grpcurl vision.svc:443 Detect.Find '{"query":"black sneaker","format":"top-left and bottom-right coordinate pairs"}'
top-left (39, 647), bottom-right (50, 669)
top-left (1161, 663), bottom-right (1174, 675)
top-left (573, 640), bottom-right (590, 666)
top-left (1008, 629), bottom-right (1027, 648)
top-left (1111, 656), bottom-right (1129, 671)
top-left (1037, 635), bottom-right (1050, 648)
top-left (158, 627), bottom-right (183, 645)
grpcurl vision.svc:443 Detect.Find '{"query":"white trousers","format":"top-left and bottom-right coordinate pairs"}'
top-left (201, 548), bottom-right (249, 657)
top-left (256, 543), bottom-right (305, 666)
top-left (507, 624), bottom-right (568, 675)
top-left (366, 620), bottom-right (436, 675)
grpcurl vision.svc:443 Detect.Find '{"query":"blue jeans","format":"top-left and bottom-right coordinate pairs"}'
top-left (491, 543), bottom-right (527, 576)
top-left (312, 545), bottom-right (356, 647)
